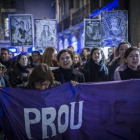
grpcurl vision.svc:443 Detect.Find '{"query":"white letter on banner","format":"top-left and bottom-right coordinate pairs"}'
top-left (58, 105), bottom-right (69, 133)
top-left (42, 107), bottom-right (56, 138)
top-left (70, 101), bottom-right (84, 129)
top-left (24, 108), bottom-right (41, 139)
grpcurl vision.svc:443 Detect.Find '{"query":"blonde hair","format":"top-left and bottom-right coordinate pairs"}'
top-left (42, 47), bottom-right (55, 67)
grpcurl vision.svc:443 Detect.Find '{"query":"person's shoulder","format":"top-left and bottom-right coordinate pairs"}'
top-left (108, 57), bottom-right (120, 66)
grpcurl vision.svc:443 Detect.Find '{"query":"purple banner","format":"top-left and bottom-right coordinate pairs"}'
top-left (0, 80), bottom-right (140, 140)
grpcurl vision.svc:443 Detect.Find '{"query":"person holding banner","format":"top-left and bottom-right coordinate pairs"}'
top-left (114, 47), bottom-right (140, 80)
top-left (52, 49), bottom-right (85, 84)
top-left (81, 47), bottom-right (108, 82)
top-left (16, 63), bottom-right (60, 90)
top-left (16, 63), bottom-right (78, 90)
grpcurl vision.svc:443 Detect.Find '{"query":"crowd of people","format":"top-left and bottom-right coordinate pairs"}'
top-left (0, 42), bottom-right (140, 91)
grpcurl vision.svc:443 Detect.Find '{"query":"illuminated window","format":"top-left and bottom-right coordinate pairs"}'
top-left (71, 36), bottom-right (78, 52)
top-left (64, 38), bottom-right (69, 49)
top-left (59, 40), bottom-right (63, 50)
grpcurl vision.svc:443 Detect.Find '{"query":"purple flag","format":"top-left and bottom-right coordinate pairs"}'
top-left (0, 79), bottom-right (140, 140)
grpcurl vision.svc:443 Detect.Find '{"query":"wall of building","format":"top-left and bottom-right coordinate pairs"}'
top-left (129, 0), bottom-right (140, 46)
top-left (17, 0), bottom-right (55, 19)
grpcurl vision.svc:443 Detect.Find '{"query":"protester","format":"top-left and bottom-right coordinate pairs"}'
top-left (67, 46), bottom-right (74, 53)
top-left (80, 48), bottom-right (90, 64)
top-left (0, 63), bottom-right (11, 87)
top-left (9, 51), bottom-right (14, 59)
top-left (81, 47), bottom-right (108, 82)
top-left (0, 47), bottom-right (12, 69)
top-left (42, 46), bottom-right (59, 67)
top-left (108, 42), bottom-right (131, 80)
top-left (52, 49), bottom-right (85, 83)
top-left (17, 63), bottom-right (78, 90)
top-left (73, 53), bottom-right (82, 71)
top-left (16, 63), bottom-right (60, 90)
top-left (8, 53), bottom-right (30, 87)
top-left (114, 47), bottom-right (140, 80)
top-left (30, 51), bottom-right (41, 68)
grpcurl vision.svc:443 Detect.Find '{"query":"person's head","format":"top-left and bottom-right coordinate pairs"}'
top-left (1, 48), bottom-right (9, 61)
top-left (42, 47), bottom-right (57, 67)
top-left (124, 47), bottom-right (140, 70)
top-left (73, 53), bottom-right (81, 65)
top-left (57, 49), bottom-right (73, 69)
top-left (67, 46), bottom-right (74, 53)
top-left (9, 51), bottom-right (14, 59)
top-left (28, 63), bottom-right (54, 90)
top-left (90, 47), bottom-right (105, 63)
top-left (116, 42), bottom-right (131, 58)
top-left (82, 48), bottom-right (88, 57)
top-left (110, 17), bottom-right (118, 28)
top-left (19, 21), bottom-right (24, 29)
top-left (31, 51), bottom-right (40, 63)
top-left (44, 25), bottom-right (49, 31)
top-left (18, 53), bottom-right (28, 67)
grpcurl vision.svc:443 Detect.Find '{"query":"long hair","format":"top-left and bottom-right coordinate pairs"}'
top-left (42, 47), bottom-right (55, 67)
top-left (90, 47), bottom-right (105, 63)
top-left (116, 42), bottom-right (131, 56)
top-left (28, 63), bottom-right (54, 88)
top-left (73, 53), bottom-right (82, 64)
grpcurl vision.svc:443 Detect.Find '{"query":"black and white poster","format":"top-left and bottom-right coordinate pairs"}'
top-left (101, 11), bottom-right (128, 47)
top-left (34, 19), bottom-right (57, 50)
top-left (84, 19), bottom-right (101, 47)
top-left (9, 14), bottom-right (33, 46)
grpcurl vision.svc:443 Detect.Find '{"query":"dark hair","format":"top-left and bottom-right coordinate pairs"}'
top-left (31, 51), bottom-right (40, 56)
top-left (116, 42), bottom-right (131, 56)
top-left (1, 47), bottom-right (9, 52)
top-left (90, 47), bottom-right (105, 63)
top-left (67, 46), bottom-right (74, 49)
top-left (20, 21), bottom-right (24, 25)
top-left (124, 47), bottom-right (140, 59)
top-left (82, 48), bottom-right (90, 54)
top-left (28, 63), bottom-right (54, 88)
top-left (18, 53), bottom-right (27, 61)
top-left (57, 49), bottom-right (73, 61)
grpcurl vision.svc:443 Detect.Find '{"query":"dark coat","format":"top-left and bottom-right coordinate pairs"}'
top-left (8, 63), bottom-right (30, 87)
top-left (119, 66), bottom-right (140, 80)
top-left (108, 57), bottom-right (120, 81)
top-left (0, 58), bottom-right (12, 69)
top-left (81, 59), bottom-right (108, 82)
top-left (52, 67), bottom-right (85, 84)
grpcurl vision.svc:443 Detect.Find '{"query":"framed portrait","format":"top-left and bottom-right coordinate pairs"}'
top-left (9, 14), bottom-right (34, 47)
top-left (34, 19), bottom-right (57, 51)
top-left (84, 19), bottom-right (101, 47)
top-left (101, 11), bottom-right (128, 47)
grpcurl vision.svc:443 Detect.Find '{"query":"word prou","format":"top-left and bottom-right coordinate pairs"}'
top-left (24, 101), bottom-right (84, 139)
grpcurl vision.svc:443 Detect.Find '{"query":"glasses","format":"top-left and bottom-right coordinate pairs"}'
top-left (35, 81), bottom-right (50, 88)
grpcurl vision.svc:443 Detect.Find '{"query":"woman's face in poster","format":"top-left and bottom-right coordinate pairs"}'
top-left (111, 18), bottom-right (118, 29)
top-left (44, 26), bottom-right (49, 31)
